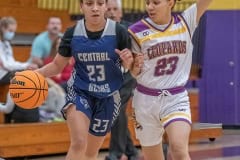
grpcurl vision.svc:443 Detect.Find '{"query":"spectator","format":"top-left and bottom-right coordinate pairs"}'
top-left (30, 17), bottom-right (62, 67)
top-left (39, 78), bottom-right (66, 122)
top-left (43, 35), bottom-right (74, 92)
top-left (0, 16), bottom-right (39, 123)
top-left (39, 35), bottom-right (73, 122)
top-left (0, 17), bottom-right (37, 85)
top-left (105, 0), bottom-right (141, 160)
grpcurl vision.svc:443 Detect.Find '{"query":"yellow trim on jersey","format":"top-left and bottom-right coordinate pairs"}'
top-left (128, 29), bottom-right (141, 47)
top-left (141, 17), bottom-right (174, 33)
top-left (129, 16), bottom-right (189, 47)
top-left (139, 25), bottom-right (187, 45)
top-left (161, 112), bottom-right (191, 124)
top-left (177, 15), bottom-right (191, 38)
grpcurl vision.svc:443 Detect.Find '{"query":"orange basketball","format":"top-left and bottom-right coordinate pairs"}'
top-left (9, 70), bottom-right (48, 109)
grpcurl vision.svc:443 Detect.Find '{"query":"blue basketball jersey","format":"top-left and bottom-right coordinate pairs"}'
top-left (71, 19), bottom-right (123, 98)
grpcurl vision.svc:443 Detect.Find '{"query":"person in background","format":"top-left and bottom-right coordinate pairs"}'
top-left (43, 35), bottom-right (74, 92)
top-left (0, 16), bottom-right (39, 123)
top-left (30, 16), bottom-right (62, 67)
top-left (105, 0), bottom-right (141, 160)
top-left (39, 36), bottom-right (73, 122)
top-left (0, 17), bottom-right (37, 85)
top-left (39, 77), bottom-right (66, 122)
top-left (129, 0), bottom-right (213, 159)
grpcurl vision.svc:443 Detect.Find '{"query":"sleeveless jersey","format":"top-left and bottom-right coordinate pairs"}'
top-left (129, 14), bottom-right (194, 89)
top-left (71, 19), bottom-right (123, 98)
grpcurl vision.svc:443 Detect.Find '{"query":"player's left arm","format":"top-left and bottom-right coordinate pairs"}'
top-left (196, 0), bottom-right (213, 23)
top-left (115, 23), bottom-right (133, 70)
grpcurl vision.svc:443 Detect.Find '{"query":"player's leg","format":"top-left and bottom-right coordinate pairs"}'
top-left (85, 133), bottom-right (106, 160)
top-left (142, 144), bottom-right (164, 160)
top-left (165, 121), bottom-right (191, 160)
top-left (106, 107), bottom-right (126, 160)
top-left (87, 91), bottom-right (122, 160)
top-left (161, 90), bottom-right (191, 160)
top-left (132, 90), bottom-right (165, 160)
top-left (65, 104), bottom-right (90, 160)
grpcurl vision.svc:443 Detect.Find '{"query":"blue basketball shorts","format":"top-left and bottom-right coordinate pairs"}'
top-left (62, 89), bottom-right (121, 136)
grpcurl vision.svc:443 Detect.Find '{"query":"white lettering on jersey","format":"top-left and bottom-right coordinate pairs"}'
top-left (89, 83), bottom-right (111, 93)
top-left (147, 40), bottom-right (186, 60)
top-left (78, 52), bottom-right (110, 62)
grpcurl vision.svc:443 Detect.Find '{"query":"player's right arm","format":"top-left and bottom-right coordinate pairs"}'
top-left (36, 54), bottom-right (70, 78)
top-left (36, 27), bottom-right (74, 78)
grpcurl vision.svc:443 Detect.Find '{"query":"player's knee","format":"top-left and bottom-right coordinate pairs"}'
top-left (70, 137), bottom-right (87, 152)
top-left (170, 143), bottom-right (188, 159)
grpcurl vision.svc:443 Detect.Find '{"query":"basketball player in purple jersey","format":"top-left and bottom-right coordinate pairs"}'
top-left (129, 0), bottom-right (213, 159)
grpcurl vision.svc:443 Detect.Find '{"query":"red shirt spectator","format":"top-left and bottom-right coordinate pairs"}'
top-left (44, 57), bottom-right (74, 84)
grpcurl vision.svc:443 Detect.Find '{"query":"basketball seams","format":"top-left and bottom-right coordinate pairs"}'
top-left (9, 74), bottom-right (37, 89)
top-left (13, 89), bottom-right (37, 103)
top-left (9, 73), bottom-right (47, 90)
top-left (9, 71), bottom-right (48, 109)
top-left (33, 71), bottom-right (43, 108)
top-left (34, 71), bottom-right (48, 108)
top-left (9, 87), bottom-right (47, 90)
top-left (33, 71), bottom-right (42, 89)
top-left (9, 73), bottom-right (37, 105)
top-left (42, 78), bottom-right (47, 101)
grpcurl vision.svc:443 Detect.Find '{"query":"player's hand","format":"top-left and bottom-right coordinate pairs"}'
top-left (27, 63), bottom-right (39, 70)
top-left (115, 48), bottom-right (133, 70)
top-left (10, 71), bottom-right (21, 84)
top-left (130, 53), bottom-right (144, 78)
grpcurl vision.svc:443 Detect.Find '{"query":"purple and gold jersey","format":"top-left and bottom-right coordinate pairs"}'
top-left (129, 4), bottom-right (197, 89)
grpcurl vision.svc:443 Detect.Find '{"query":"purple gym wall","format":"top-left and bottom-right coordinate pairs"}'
top-left (199, 10), bottom-right (240, 125)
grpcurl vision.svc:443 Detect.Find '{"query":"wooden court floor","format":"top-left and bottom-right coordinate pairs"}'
top-left (16, 129), bottom-right (240, 160)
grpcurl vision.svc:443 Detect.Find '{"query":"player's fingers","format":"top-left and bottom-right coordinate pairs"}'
top-left (115, 49), bottom-right (133, 61)
top-left (115, 49), bottom-right (121, 56)
top-left (135, 54), bottom-right (143, 62)
top-left (134, 56), bottom-right (144, 68)
top-left (135, 53), bottom-right (144, 58)
top-left (27, 64), bottom-right (39, 70)
top-left (123, 49), bottom-right (133, 58)
top-left (121, 48), bottom-right (131, 53)
top-left (15, 71), bottom-right (21, 76)
top-left (115, 48), bottom-right (131, 56)
top-left (10, 72), bottom-right (20, 83)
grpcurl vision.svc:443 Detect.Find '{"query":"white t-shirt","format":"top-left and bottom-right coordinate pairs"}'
top-left (0, 40), bottom-right (29, 79)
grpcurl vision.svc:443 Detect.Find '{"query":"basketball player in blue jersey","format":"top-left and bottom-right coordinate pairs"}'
top-left (34, 0), bottom-right (134, 159)
top-left (129, 0), bottom-right (213, 160)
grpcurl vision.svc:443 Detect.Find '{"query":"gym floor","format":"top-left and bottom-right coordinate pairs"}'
top-left (28, 129), bottom-right (240, 160)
